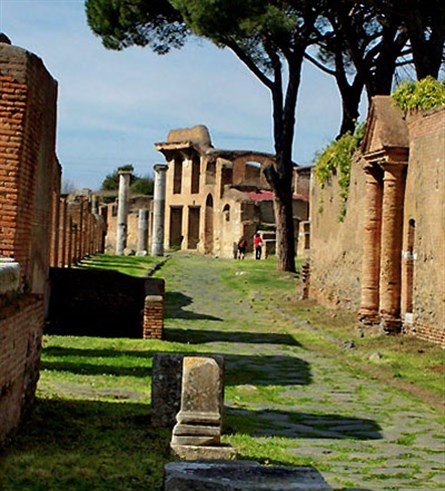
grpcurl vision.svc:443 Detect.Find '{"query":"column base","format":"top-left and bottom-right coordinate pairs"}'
top-left (380, 312), bottom-right (402, 334)
top-left (357, 309), bottom-right (380, 327)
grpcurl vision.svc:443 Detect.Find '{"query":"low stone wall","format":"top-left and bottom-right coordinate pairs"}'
top-left (0, 295), bottom-right (44, 445)
top-left (46, 268), bottom-right (164, 338)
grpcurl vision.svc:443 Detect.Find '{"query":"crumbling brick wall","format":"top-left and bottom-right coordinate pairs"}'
top-left (0, 296), bottom-right (44, 444)
top-left (309, 102), bottom-right (444, 346)
top-left (53, 192), bottom-right (105, 267)
top-left (47, 268), bottom-right (164, 338)
top-left (402, 108), bottom-right (445, 345)
top-left (309, 154), bottom-right (366, 310)
top-left (0, 42), bottom-right (58, 445)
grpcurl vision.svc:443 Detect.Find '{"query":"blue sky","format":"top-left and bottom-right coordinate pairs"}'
top-left (0, 0), bottom-right (363, 190)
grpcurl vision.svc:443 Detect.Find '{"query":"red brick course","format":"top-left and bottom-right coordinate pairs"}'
top-left (0, 295), bottom-right (44, 445)
top-left (143, 295), bottom-right (164, 339)
top-left (0, 43), bottom-right (58, 445)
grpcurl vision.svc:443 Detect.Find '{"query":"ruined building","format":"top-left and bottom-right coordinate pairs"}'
top-left (102, 194), bottom-right (153, 254)
top-left (155, 125), bottom-right (309, 257)
top-left (309, 96), bottom-right (444, 346)
top-left (0, 41), bottom-right (107, 445)
top-left (0, 40), bottom-right (60, 444)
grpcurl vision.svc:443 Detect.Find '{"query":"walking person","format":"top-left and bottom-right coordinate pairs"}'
top-left (237, 237), bottom-right (247, 260)
top-left (254, 232), bottom-right (263, 260)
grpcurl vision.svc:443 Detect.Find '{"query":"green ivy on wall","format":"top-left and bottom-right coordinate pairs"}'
top-left (392, 76), bottom-right (445, 112)
top-left (314, 123), bottom-right (365, 222)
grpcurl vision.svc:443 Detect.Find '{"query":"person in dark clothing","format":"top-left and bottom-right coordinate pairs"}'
top-left (237, 237), bottom-right (247, 259)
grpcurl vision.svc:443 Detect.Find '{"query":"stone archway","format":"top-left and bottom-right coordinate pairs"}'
top-left (204, 194), bottom-right (214, 254)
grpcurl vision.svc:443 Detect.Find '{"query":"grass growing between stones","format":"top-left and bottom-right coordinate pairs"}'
top-left (1, 254), bottom-right (444, 490)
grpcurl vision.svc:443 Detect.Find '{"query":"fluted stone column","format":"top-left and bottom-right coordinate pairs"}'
top-left (358, 163), bottom-right (383, 326)
top-left (151, 164), bottom-right (168, 256)
top-left (116, 170), bottom-right (131, 255)
top-left (379, 163), bottom-right (406, 332)
top-left (137, 208), bottom-right (149, 255)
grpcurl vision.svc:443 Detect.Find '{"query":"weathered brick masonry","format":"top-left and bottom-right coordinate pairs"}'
top-left (310, 97), bottom-right (444, 346)
top-left (0, 296), bottom-right (44, 443)
top-left (47, 268), bottom-right (165, 338)
top-left (53, 191), bottom-right (105, 268)
top-left (0, 42), bottom-right (58, 444)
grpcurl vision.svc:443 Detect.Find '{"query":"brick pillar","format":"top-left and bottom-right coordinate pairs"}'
top-left (143, 295), bottom-right (164, 339)
top-left (379, 163), bottom-right (406, 333)
top-left (50, 190), bottom-right (60, 267)
top-left (67, 217), bottom-right (73, 267)
top-left (358, 163), bottom-right (383, 326)
top-left (60, 196), bottom-right (68, 267)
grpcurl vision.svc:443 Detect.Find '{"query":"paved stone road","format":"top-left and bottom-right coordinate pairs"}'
top-left (160, 256), bottom-right (445, 491)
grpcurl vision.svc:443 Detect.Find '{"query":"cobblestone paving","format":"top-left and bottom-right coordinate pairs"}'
top-left (160, 256), bottom-right (445, 491)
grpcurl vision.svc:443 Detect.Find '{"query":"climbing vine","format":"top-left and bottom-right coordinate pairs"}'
top-left (392, 76), bottom-right (445, 112)
top-left (314, 123), bottom-right (365, 222)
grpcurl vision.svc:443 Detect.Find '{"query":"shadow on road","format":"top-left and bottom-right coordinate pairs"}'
top-left (225, 407), bottom-right (382, 440)
top-left (166, 327), bottom-right (302, 347)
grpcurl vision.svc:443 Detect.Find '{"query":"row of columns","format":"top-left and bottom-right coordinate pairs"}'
top-left (115, 164), bottom-right (168, 257)
top-left (52, 194), bottom-right (105, 268)
top-left (359, 156), bottom-right (407, 333)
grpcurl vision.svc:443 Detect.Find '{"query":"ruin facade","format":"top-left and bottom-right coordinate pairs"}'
top-left (155, 125), bottom-right (308, 257)
top-left (309, 97), bottom-right (444, 346)
top-left (0, 41), bottom-right (107, 445)
top-left (103, 194), bottom-right (153, 254)
top-left (0, 42), bottom-right (59, 444)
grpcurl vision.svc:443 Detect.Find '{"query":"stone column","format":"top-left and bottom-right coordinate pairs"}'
top-left (91, 194), bottom-right (99, 215)
top-left (358, 163), bottom-right (383, 326)
top-left (151, 164), bottom-right (168, 256)
top-left (137, 208), bottom-right (149, 255)
top-left (116, 170), bottom-right (131, 255)
top-left (379, 162), bottom-right (406, 332)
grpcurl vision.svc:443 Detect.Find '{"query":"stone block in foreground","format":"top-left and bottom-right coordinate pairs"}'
top-left (170, 356), bottom-right (235, 459)
top-left (163, 460), bottom-right (333, 490)
top-left (151, 353), bottom-right (224, 428)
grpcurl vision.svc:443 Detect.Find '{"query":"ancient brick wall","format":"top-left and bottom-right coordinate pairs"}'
top-left (309, 103), bottom-right (444, 345)
top-left (402, 107), bottom-right (445, 344)
top-left (309, 155), bottom-right (367, 309)
top-left (0, 296), bottom-right (44, 445)
top-left (0, 43), bottom-right (58, 292)
top-left (0, 42), bottom-right (58, 445)
top-left (47, 268), bottom-right (164, 338)
top-left (53, 192), bottom-right (105, 267)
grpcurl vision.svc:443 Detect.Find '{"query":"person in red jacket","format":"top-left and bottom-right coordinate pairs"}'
top-left (254, 233), bottom-right (263, 260)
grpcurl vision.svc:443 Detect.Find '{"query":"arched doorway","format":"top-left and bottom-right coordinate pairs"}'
top-left (204, 194), bottom-right (214, 254)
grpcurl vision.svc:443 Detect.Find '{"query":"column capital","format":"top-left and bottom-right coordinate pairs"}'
top-left (118, 169), bottom-right (132, 176)
top-left (154, 163), bottom-right (168, 173)
top-left (379, 161), bottom-right (407, 178)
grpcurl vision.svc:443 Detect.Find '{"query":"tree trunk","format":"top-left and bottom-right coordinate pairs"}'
top-left (273, 184), bottom-right (296, 272)
top-left (336, 74), bottom-right (364, 137)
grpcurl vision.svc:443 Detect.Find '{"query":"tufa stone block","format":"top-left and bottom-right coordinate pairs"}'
top-left (163, 461), bottom-right (333, 490)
